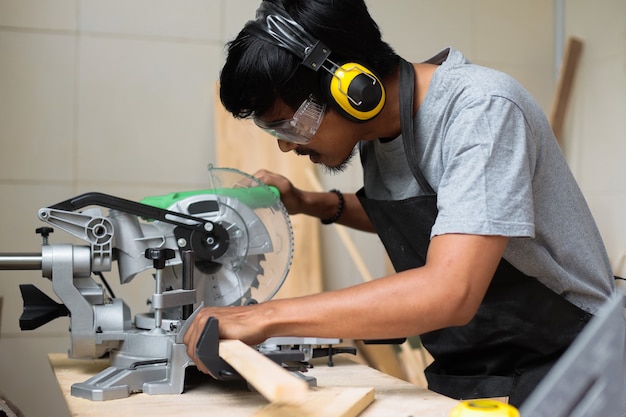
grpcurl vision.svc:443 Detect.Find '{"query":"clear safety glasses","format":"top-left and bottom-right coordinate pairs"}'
top-left (254, 95), bottom-right (327, 145)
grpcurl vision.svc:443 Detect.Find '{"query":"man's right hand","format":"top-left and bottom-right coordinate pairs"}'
top-left (253, 169), bottom-right (307, 215)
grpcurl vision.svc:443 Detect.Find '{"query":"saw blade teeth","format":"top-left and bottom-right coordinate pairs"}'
top-left (161, 166), bottom-right (295, 307)
top-left (195, 253), bottom-right (265, 307)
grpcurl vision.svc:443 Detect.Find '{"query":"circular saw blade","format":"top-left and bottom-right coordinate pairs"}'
top-left (160, 166), bottom-right (294, 307)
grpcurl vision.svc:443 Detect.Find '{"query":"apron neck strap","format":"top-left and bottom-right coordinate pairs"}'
top-left (398, 58), bottom-right (434, 194)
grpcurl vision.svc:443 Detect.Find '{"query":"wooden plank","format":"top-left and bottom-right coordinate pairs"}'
top-left (218, 339), bottom-right (309, 405)
top-left (307, 356), bottom-right (459, 416)
top-left (397, 343), bottom-right (428, 388)
top-left (253, 387), bottom-right (374, 417)
top-left (353, 341), bottom-right (408, 382)
top-left (550, 37), bottom-right (583, 143)
top-left (304, 169), bottom-right (374, 282)
top-left (214, 83), bottom-right (323, 300)
top-left (219, 341), bottom-right (376, 416)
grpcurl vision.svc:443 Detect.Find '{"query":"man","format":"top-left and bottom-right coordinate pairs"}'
top-left (184, 0), bottom-right (619, 406)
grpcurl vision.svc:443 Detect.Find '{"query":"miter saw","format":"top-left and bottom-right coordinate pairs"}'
top-left (0, 166), bottom-right (354, 401)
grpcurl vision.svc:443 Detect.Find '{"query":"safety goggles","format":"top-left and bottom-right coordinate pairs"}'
top-left (254, 95), bottom-right (327, 145)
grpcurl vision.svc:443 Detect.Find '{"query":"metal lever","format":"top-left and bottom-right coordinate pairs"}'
top-left (43, 192), bottom-right (230, 264)
top-left (49, 192), bottom-right (215, 233)
top-left (18, 284), bottom-right (69, 330)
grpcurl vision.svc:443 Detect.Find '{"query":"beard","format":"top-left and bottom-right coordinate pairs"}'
top-left (321, 147), bottom-right (356, 174)
top-left (295, 146), bottom-right (356, 174)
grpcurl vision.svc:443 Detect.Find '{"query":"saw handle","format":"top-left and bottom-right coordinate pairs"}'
top-left (48, 192), bottom-right (213, 232)
top-left (45, 192), bottom-right (230, 263)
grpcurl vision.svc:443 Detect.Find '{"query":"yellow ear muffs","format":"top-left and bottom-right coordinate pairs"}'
top-left (325, 62), bottom-right (386, 122)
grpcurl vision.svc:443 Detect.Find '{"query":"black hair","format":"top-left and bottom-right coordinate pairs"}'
top-left (219, 0), bottom-right (398, 119)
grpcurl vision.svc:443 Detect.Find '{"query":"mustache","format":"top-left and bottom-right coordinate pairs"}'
top-left (294, 148), bottom-right (318, 157)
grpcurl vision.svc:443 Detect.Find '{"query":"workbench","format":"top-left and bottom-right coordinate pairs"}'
top-left (49, 352), bottom-right (459, 417)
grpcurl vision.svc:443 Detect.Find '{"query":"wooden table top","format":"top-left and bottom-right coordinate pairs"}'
top-left (49, 352), bottom-right (458, 417)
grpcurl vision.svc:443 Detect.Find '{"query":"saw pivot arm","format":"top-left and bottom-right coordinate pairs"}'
top-left (46, 192), bottom-right (230, 262)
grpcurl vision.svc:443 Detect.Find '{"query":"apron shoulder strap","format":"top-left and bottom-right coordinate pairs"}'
top-left (398, 58), bottom-right (435, 194)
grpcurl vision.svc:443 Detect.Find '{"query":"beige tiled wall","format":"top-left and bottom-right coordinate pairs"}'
top-left (561, 0), bottom-right (626, 277)
top-left (0, 1), bottom-right (624, 416)
top-left (0, 1), bottom-right (252, 415)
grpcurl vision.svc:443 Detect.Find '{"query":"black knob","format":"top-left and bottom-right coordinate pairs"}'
top-left (35, 227), bottom-right (54, 245)
top-left (144, 248), bottom-right (175, 270)
top-left (35, 227), bottom-right (54, 237)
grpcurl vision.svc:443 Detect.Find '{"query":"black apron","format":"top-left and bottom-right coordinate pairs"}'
top-left (356, 59), bottom-right (591, 406)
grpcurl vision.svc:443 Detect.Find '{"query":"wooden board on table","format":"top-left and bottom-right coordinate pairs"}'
top-left (253, 386), bottom-right (374, 417)
top-left (219, 339), bottom-right (309, 404)
top-left (218, 339), bottom-right (374, 417)
top-left (214, 84), bottom-right (323, 299)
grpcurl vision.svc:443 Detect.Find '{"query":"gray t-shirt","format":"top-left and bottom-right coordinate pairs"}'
top-left (360, 48), bottom-right (615, 314)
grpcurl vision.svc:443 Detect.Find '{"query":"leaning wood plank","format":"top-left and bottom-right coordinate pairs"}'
top-left (214, 83), bottom-right (323, 300)
top-left (305, 169), bottom-right (411, 383)
top-left (550, 37), bottom-right (583, 143)
top-left (219, 339), bottom-right (309, 404)
top-left (253, 387), bottom-right (375, 417)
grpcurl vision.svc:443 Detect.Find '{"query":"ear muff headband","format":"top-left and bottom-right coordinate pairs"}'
top-left (327, 62), bottom-right (386, 121)
top-left (248, 1), bottom-right (386, 122)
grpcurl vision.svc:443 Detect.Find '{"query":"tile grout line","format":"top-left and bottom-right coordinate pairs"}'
top-left (72, 0), bottom-right (81, 194)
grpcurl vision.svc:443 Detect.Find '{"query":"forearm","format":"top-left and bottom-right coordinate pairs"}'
top-left (184, 234), bottom-right (507, 368)
top-left (299, 190), bottom-right (375, 232)
top-left (186, 265), bottom-right (479, 351)
top-left (256, 234), bottom-right (507, 341)
top-left (257, 270), bottom-right (456, 340)
top-left (183, 278), bottom-right (438, 372)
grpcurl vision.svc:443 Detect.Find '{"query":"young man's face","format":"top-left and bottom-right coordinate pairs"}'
top-left (257, 98), bottom-right (363, 172)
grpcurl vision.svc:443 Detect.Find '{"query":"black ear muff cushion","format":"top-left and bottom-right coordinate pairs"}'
top-left (347, 73), bottom-right (384, 112)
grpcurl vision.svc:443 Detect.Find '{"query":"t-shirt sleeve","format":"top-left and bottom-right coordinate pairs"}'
top-left (431, 95), bottom-right (537, 238)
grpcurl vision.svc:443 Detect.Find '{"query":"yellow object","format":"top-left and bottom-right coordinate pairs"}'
top-left (328, 62), bottom-right (385, 121)
top-left (450, 399), bottom-right (520, 417)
